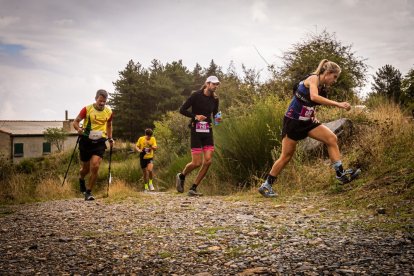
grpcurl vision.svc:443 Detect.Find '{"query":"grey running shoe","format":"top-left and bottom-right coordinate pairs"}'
top-left (258, 182), bottom-right (277, 198)
top-left (188, 189), bottom-right (203, 197)
top-left (79, 178), bottom-right (86, 193)
top-left (84, 192), bottom-right (95, 201)
top-left (336, 168), bottom-right (361, 184)
top-left (176, 173), bottom-right (185, 193)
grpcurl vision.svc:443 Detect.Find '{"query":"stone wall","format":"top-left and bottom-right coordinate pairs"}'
top-left (11, 135), bottom-right (79, 163)
top-left (0, 132), bottom-right (11, 159)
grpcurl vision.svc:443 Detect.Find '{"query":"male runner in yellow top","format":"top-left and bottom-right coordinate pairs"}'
top-left (135, 128), bottom-right (157, 191)
top-left (73, 89), bottom-right (113, 200)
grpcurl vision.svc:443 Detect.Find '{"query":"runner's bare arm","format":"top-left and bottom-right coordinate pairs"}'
top-left (73, 115), bottom-right (84, 135)
top-left (308, 75), bottom-right (350, 110)
top-left (106, 120), bottom-right (114, 145)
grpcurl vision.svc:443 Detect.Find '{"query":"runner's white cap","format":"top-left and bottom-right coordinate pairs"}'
top-left (206, 76), bottom-right (220, 84)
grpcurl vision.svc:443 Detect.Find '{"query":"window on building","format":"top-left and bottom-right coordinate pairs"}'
top-left (14, 143), bottom-right (24, 157)
top-left (43, 142), bottom-right (51, 154)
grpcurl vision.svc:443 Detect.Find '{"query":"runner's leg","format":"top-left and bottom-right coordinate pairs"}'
top-left (194, 149), bottom-right (213, 185)
top-left (308, 124), bottom-right (359, 183)
top-left (147, 162), bottom-right (154, 190)
top-left (143, 167), bottom-right (149, 190)
top-left (147, 162), bottom-right (153, 180)
top-left (269, 136), bottom-right (297, 177)
top-left (88, 155), bottom-right (102, 191)
top-left (182, 152), bottom-right (202, 176)
top-left (308, 125), bottom-right (340, 162)
top-left (80, 161), bottom-right (90, 179)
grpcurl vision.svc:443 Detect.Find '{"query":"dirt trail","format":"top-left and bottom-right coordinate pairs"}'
top-left (0, 192), bottom-right (413, 275)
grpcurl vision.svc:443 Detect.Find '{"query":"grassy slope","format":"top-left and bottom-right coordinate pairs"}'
top-left (225, 102), bottom-right (413, 233)
top-left (1, 102), bottom-right (412, 233)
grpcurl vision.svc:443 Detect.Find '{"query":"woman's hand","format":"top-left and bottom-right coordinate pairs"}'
top-left (338, 102), bottom-right (351, 111)
top-left (195, 115), bottom-right (207, 121)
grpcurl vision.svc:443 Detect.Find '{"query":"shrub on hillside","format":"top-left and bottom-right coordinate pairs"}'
top-left (213, 96), bottom-right (288, 186)
top-left (153, 111), bottom-right (191, 166)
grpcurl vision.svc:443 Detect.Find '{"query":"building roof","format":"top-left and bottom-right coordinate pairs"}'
top-left (0, 120), bottom-right (76, 136)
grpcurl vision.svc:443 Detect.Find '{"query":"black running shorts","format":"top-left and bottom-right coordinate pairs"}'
top-left (190, 130), bottom-right (214, 150)
top-left (140, 157), bottom-right (153, 169)
top-left (281, 116), bottom-right (321, 141)
top-left (79, 136), bottom-right (107, 162)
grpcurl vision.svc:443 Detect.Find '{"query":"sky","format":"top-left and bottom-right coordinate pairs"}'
top-left (0, 0), bottom-right (413, 120)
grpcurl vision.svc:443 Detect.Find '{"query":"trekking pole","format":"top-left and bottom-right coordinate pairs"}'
top-left (107, 145), bottom-right (113, 197)
top-left (62, 135), bottom-right (81, 186)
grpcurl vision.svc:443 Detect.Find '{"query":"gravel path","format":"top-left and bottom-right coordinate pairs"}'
top-left (0, 192), bottom-right (413, 275)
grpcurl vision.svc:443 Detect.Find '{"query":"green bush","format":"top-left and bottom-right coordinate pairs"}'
top-left (213, 96), bottom-right (288, 186)
top-left (154, 111), bottom-right (191, 165)
top-left (150, 111), bottom-right (191, 185)
top-left (151, 95), bottom-right (290, 189)
top-left (16, 159), bottom-right (38, 174)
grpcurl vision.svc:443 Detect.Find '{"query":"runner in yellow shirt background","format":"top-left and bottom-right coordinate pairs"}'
top-left (135, 128), bottom-right (157, 191)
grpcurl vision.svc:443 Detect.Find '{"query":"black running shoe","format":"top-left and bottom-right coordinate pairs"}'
top-left (176, 173), bottom-right (185, 193)
top-left (84, 192), bottom-right (95, 201)
top-left (336, 168), bottom-right (361, 184)
top-left (188, 189), bottom-right (203, 197)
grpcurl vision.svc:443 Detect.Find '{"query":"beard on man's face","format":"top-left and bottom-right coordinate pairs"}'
top-left (96, 103), bottom-right (105, 110)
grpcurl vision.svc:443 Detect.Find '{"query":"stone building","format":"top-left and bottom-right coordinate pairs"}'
top-left (0, 115), bottom-right (78, 163)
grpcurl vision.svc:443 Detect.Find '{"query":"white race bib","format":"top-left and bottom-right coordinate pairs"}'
top-left (88, 130), bottom-right (103, 140)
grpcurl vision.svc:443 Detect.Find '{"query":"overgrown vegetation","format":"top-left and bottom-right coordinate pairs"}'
top-left (0, 141), bottom-right (143, 203)
top-left (2, 98), bottom-right (412, 220)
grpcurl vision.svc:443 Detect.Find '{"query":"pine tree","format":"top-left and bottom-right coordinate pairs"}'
top-left (204, 59), bottom-right (223, 80)
top-left (191, 63), bottom-right (204, 90)
top-left (401, 68), bottom-right (414, 105)
top-left (371, 64), bottom-right (402, 104)
top-left (110, 60), bottom-right (151, 141)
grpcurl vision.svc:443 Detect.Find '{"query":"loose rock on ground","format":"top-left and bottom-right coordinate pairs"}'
top-left (0, 192), bottom-right (413, 275)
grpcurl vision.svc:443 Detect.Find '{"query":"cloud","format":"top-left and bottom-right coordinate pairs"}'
top-left (0, 16), bottom-right (20, 28)
top-left (0, 100), bottom-right (17, 119)
top-left (341, 0), bottom-right (360, 6)
top-left (252, 0), bottom-right (269, 23)
top-left (0, 0), bottom-right (413, 120)
top-left (54, 19), bottom-right (74, 27)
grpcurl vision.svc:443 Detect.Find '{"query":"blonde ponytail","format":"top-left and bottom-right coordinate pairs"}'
top-left (312, 59), bottom-right (341, 75)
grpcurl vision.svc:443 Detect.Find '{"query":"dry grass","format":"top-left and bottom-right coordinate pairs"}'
top-left (0, 175), bottom-right (76, 204)
top-left (220, 101), bottom-right (413, 222)
top-left (0, 175), bottom-right (33, 204)
top-left (102, 179), bottom-right (142, 203)
top-left (35, 178), bottom-right (76, 201)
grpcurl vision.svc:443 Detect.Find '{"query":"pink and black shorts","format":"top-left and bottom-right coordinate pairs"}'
top-left (190, 131), bottom-right (215, 154)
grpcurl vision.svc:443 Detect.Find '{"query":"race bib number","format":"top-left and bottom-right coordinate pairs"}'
top-left (88, 130), bottom-right (103, 140)
top-left (195, 121), bottom-right (210, 133)
top-left (298, 106), bottom-right (315, 121)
